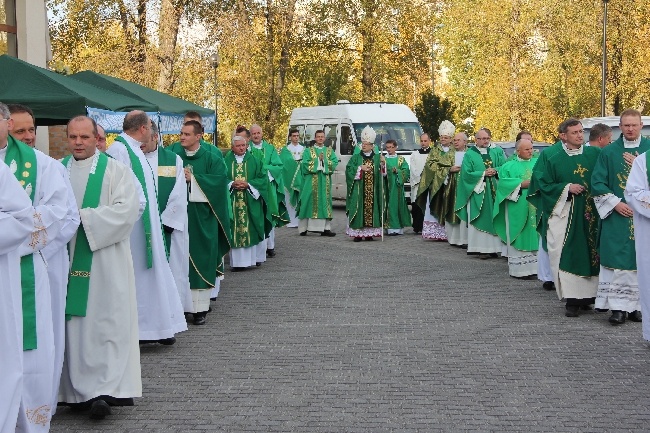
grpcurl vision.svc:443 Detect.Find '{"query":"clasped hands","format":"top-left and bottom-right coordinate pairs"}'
top-left (231, 180), bottom-right (249, 190)
top-left (484, 168), bottom-right (497, 177)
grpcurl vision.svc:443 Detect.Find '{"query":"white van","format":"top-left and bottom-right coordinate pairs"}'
top-left (287, 101), bottom-right (423, 200)
top-left (581, 116), bottom-right (650, 143)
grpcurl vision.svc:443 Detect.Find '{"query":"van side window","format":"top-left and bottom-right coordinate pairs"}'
top-left (324, 124), bottom-right (337, 150)
top-left (304, 124), bottom-right (321, 147)
top-left (340, 126), bottom-right (354, 155)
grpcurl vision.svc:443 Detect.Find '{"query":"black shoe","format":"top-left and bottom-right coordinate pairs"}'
top-left (300, 231), bottom-right (307, 236)
top-left (542, 281), bottom-right (555, 291)
top-left (364, 237), bottom-right (374, 241)
top-left (321, 230), bottom-right (336, 237)
top-left (609, 311), bottom-right (626, 325)
top-left (158, 337), bottom-right (176, 346)
top-left (101, 396), bottom-right (134, 407)
top-left (89, 399), bottom-right (112, 420)
top-left (231, 267), bottom-right (244, 272)
top-left (565, 305), bottom-right (580, 317)
top-left (210, 297), bottom-right (217, 302)
top-left (580, 304), bottom-right (593, 311)
top-left (595, 308), bottom-right (609, 313)
top-left (353, 237), bottom-right (362, 242)
top-left (139, 340), bottom-right (154, 345)
top-left (256, 262), bottom-right (262, 267)
top-left (193, 313), bottom-right (207, 326)
top-left (489, 253), bottom-right (498, 258)
top-left (628, 311), bottom-right (643, 322)
top-left (266, 249), bottom-right (276, 257)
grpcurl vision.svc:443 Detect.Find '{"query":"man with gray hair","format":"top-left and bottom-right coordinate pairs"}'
top-left (588, 123), bottom-right (613, 149)
top-left (225, 133), bottom-right (271, 270)
top-left (107, 110), bottom-right (187, 338)
top-left (446, 132), bottom-right (469, 246)
top-left (0, 102), bottom-right (68, 432)
top-left (172, 120), bottom-right (231, 325)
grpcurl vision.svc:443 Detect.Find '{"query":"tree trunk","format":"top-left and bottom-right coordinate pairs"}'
top-left (157, 0), bottom-right (183, 93)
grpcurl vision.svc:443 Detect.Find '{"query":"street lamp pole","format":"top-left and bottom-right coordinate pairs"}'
top-left (209, 52), bottom-right (220, 145)
top-left (601, 0), bottom-right (608, 117)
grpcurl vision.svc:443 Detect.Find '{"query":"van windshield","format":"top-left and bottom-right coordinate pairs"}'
top-left (353, 122), bottom-right (423, 151)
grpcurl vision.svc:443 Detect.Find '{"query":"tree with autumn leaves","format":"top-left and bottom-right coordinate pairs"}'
top-left (47, 0), bottom-right (650, 143)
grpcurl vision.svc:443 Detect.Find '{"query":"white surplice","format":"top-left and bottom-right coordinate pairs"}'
top-left (0, 147), bottom-right (69, 433)
top-left (624, 155), bottom-right (650, 340)
top-left (41, 161), bottom-right (80, 416)
top-left (0, 163), bottom-right (37, 433)
top-left (145, 147), bottom-right (193, 313)
top-left (107, 134), bottom-right (186, 340)
top-left (59, 153), bottom-right (143, 403)
top-left (446, 150), bottom-right (468, 246)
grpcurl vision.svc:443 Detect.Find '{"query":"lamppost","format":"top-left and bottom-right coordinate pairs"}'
top-left (601, 0), bottom-right (608, 116)
top-left (209, 52), bottom-right (220, 144)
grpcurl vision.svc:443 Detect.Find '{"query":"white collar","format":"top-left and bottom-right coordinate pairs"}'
top-left (562, 142), bottom-right (584, 156)
top-left (623, 136), bottom-right (641, 148)
top-left (386, 154), bottom-right (398, 158)
top-left (477, 146), bottom-right (488, 155)
top-left (442, 146), bottom-right (450, 152)
top-left (185, 148), bottom-right (199, 156)
top-left (252, 142), bottom-right (263, 149)
top-left (362, 151), bottom-right (373, 157)
top-left (234, 154), bottom-right (245, 163)
top-left (119, 132), bottom-right (143, 147)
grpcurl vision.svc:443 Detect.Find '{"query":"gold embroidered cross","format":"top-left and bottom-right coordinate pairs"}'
top-left (574, 164), bottom-right (588, 178)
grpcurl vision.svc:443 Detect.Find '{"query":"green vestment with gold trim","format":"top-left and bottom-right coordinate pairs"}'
top-left (385, 155), bottom-right (411, 229)
top-left (346, 152), bottom-right (384, 229)
top-left (539, 146), bottom-right (600, 277)
top-left (173, 145), bottom-right (232, 289)
top-left (297, 146), bottom-right (338, 219)
top-left (415, 145), bottom-right (455, 224)
top-left (249, 140), bottom-right (289, 227)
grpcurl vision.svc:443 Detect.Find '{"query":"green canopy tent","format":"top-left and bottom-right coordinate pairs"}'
top-left (70, 71), bottom-right (215, 134)
top-left (0, 55), bottom-right (159, 126)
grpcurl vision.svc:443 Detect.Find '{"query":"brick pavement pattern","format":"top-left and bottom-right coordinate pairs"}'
top-left (51, 207), bottom-right (650, 432)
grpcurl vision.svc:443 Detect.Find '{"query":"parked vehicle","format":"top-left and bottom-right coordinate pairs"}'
top-left (581, 116), bottom-right (650, 143)
top-left (287, 101), bottom-right (423, 200)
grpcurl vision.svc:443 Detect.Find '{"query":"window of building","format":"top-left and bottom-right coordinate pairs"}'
top-left (0, 0), bottom-right (17, 56)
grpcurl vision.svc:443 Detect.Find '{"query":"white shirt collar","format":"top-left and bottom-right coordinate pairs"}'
top-left (386, 154), bottom-right (398, 158)
top-left (362, 151), bottom-right (373, 157)
top-left (477, 146), bottom-right (488, 155)
top-left (185, 148), bottom-right (199, 156)
top-left (234, 154), bottom-right (245, 163)
top-left (624, 136), bottom-right (641, 148)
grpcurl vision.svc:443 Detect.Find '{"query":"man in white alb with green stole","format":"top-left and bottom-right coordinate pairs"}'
top-left (493, 139), bottom-right (538, 278)
top-left (592, 109), bottom-right (649, 325)
top-left (0, 149), bottom-right (39, 433)
top-left (107, 111), bottom-right (186, 342)
top-left (226, 134), bottom-right (271, 269)
top-left (0, 102), bottom-right (68, 433)
top-left (279, 128), bottom-right (304, 228)
top-left (446, 133), bottom-right (468, 246)
top-left (58, 116), bottom-right (142, 420)
top-left (142, 122), bottom-right (193, 314)
top-left (455, 128), bottom-right (504, 258)
top-left (174, 121), bottom-right (232, 326)
top-left (538, 118), bottom-right (600, 317)
top-left (297, 130), bottom-right (338, 236)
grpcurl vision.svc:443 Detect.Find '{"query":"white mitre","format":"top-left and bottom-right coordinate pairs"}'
top-left (438, 120), bottom-right (455, 137)
top-left (360, 125), bottom-right (377, 144)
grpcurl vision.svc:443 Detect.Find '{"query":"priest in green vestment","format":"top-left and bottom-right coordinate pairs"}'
top-left (279, 128), bottom-right (304, 227)
top-left (526, 140), bottom-right (563, 291)
top-left (173, 120), bottom-right (232, 326)
top-left (415, 120), bottom-right (456, 240)
top-left (296, 130), bottom-right (338, 236)
top-left (446, 133), bottom-right (469, 246)
top-left (346, 126), bottom-right (385, 241)
top-left (591, 109), bottom-right (648, 325)
top-left (249, 124), bottom-right (288, 260)
top-left (225, 134), bottom-right (272, 270)
top-left (537, 118), bottom-right (600, 317)
top-left (167, 111), bottom-right (224, 161)
top-left (455, 127), bottom-right (504, 258)
top-left (493, 139), bottom-right (539, 278)
top-left (384, 139), bottom-right (411, 235)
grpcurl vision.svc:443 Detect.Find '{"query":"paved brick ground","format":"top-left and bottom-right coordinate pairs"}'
top-left (51, 207), bottom-right (650, 432)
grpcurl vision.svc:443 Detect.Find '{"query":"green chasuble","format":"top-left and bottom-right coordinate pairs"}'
top-left (384, 155), bottom-right (411, 229)
top-left (493, 157), bottom-right (538, 252)
top-left (157, 146), bottom-right (178, 257)
top-left (415, 145), bottom-right (455, 224)
top-left (454, 146), bottom-right (501, 234)
top-left (248, 140), bottom-right (289, 227)
top-left (224, 151), bottom-right (272, 248)
top-left (173, 145), bottom-right (232, 289)
top-left (297, 146), bottom-right (339, 219)
top-left (526, 141), bottom-right (563, 250)
top-left (279, 145), bottom-right (303, 209)
top-left (346, 151), bottom-right (385, 229)
top-left (539, 146), bottom-right (601, 277)
top-left (591, 136), bottom-right (650, 270)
